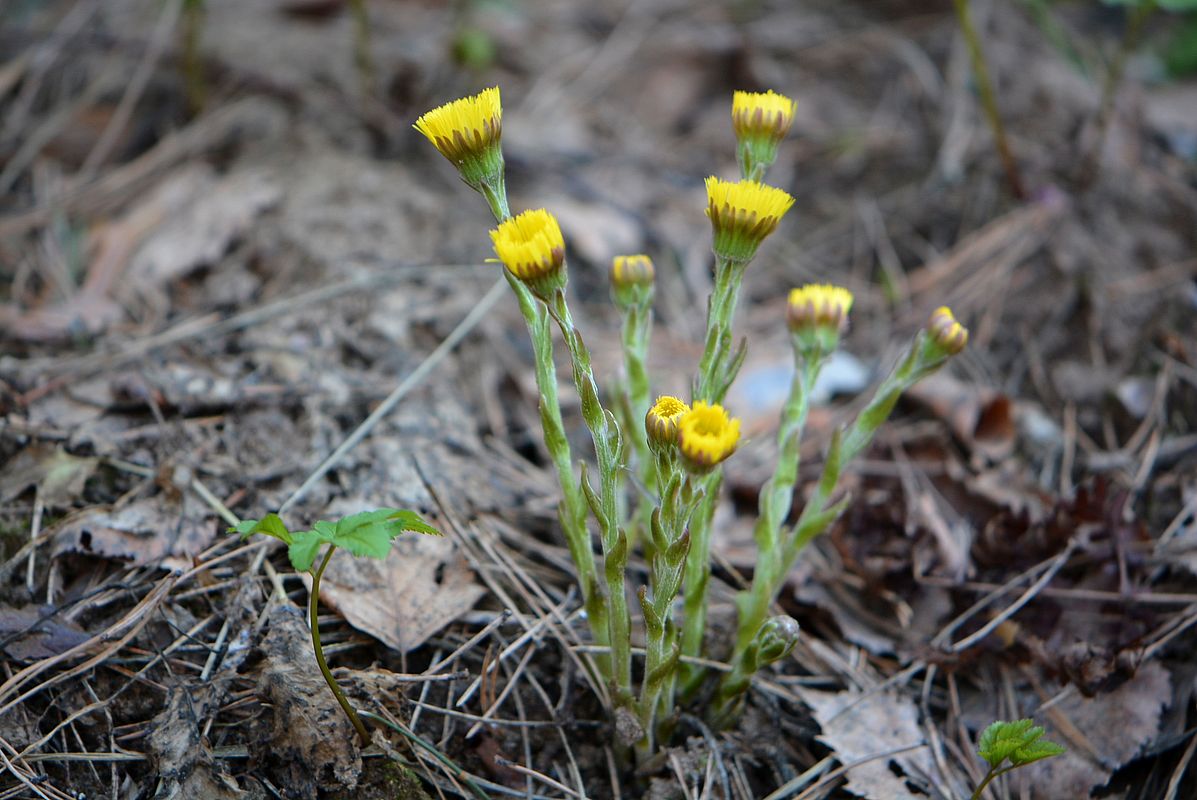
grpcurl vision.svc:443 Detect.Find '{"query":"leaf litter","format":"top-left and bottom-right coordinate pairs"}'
top-left (2, 0), bottom-right (1197, 797)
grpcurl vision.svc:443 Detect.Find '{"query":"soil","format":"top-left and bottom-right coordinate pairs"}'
top-left (2, 0), bottom-right (1197, 798)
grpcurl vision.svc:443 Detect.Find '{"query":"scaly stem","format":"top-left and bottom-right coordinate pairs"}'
top-left (711, 350), bottom-right (825, 717)
top-left (482, 183), bottom-right (610, 679)
top-left (546, 289), bottom-right (634, 709)
top-left (618, 299), bottom-right (656, 555)
top-left (694, 256), bottom-right (748, 404)
top-left (635, 465), bottom-right (698, 761)
top-left (310, 546), bottom-right (371, 745)
top-left (677, 471), bottom-right (719, 690)
top-left (950, 0), bottom-right (1025, 199)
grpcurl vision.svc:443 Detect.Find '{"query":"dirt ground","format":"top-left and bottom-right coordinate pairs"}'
top-left (2, 0), bottom-right (1197, 798)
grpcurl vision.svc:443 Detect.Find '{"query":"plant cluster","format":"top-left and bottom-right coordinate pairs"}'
top-left (414, 85), bottom-right (970, 760)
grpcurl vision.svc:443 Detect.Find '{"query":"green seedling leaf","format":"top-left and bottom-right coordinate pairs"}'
top-left (288, 529), bottom-right (326, 573)
top-left (231, 513), bottom-right (293, 546)
top-left (1009, 738), bottom-right (1066, 766)
top-left (329, 508), bottom-right (440, 557)
top-left (978, 719), bottom-right (1040, 767)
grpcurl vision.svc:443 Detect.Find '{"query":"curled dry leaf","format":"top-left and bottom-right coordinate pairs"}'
top-left (1031, 660), bottom-right (1170, 799)
top-left (313, 530), bottom-right (485, 653)
top-left (798, 686), bottom-right (937, 800)
top-left (51, 493), bottom-right (215, 565)
top-left (148, 686), bottom-right (244, 800)
top-left (254, 603), bottom-right (361, 796)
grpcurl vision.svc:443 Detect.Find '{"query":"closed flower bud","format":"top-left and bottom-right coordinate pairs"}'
top-left (677, 401), bottom-right (741, 474)
top-left (732, 90), bottom-right (796, 180)
top-left (787, 284), bottom-right (853, 356)
top-left (754, 615), bottom-right (801, 666)
top-left (610, 254), bottom-right (655, 310)
top-left (646, 395), bottom-right (689, 451)
top-left (705, 177), bottom-right (794, 265)
top-left (414, 87), bottom-right (504, 192)
top-left (927, 306), bottom-right (968, 356)
top-left (490, 209), bottom-right (568, 299)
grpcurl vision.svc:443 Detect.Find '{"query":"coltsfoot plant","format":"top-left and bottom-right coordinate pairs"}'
top-left (234, 509), bottom-right (439, 744)
top-left (972, 719), bottom-right (1066, 799)
top-left (415, 86), bottom-right (969, 760)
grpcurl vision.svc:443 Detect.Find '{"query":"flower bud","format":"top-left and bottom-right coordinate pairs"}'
top-left (926, 306), bottom-right (968, 356)
top-left (732, 90), bottom-right (796, 180)
top-left (753, 615), bottom-right (801, 666)
top-left (610, 254), bottom-right (655, 310)
top-left (787, 284), bottom-right (853, 357)
top-left (645, 395), bottom-right (689, 452)
top-left (677, 401), bottom-right (741, 474)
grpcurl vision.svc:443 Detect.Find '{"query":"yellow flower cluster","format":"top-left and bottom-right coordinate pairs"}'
top-left (490, 209), bottom-right (567, 297)
top-left (677, 401), bottom-right (741, 474)
top-left (414, 87), bottom-right (504, 191)
top-left (705, 177), bottom-right (794, 263)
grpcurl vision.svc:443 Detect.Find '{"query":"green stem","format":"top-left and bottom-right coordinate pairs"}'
top-left (694, 257), bottom-right (747, 404)
top-left (635, 468), bottom-right (698, 761)
top-left (481, 182), bottom-right (610, 679)
top-left (310, 545), bottom-right (371, 745)
top-left (950, 0), bottom-right (1025, 199)
top-left (619, 300), bottom-right (655, 554)
top-left (677, 471), bottom-right (719, 686)
top-left (546, 289), bottom-right (634, 709)
top-left (970, 764), bottom-right (1018, 800)
top-left (711, 350), bottom-right (824, 718)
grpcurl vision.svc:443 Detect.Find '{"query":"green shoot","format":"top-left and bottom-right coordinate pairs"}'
top-left (971, 718), bottom-right (1066, 799)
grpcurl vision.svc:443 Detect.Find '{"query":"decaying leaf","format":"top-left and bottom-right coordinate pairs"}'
top-left (0, 605), bottom-right (91, 661)
top-left (148, 686), bottom-right (244, 800)
top-left (314, 529), bottom-right (485, 653)
top-left (51, 494), bottom-right (215, 565)
top-left (0, 444), bottom-right (98, 506)
top-left (254, 603), bottom-right (361, 796)
top-left (1032, 661), bottom-right (1170, 798)
top-left (798, 687), bottom-right (937, 799)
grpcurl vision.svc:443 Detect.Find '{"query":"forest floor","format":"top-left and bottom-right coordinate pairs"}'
top-left (2, 0), bottom-right (1197, 798)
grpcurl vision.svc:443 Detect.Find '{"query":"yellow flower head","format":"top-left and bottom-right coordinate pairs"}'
top-left (926, 306), bottom-right (968, 356)
top-left (414, 87), bottom-right (504, 189)
top-left (645, 395), bottom-right (689, 450)
top-left (677, 401), bottom-right (741, 473)
top-left (787, 284), bottom-right (854, 333)
top-left (705, 177), bottom-right (794, 263)
top-left (732, 90), bottom-right (797, 141)
top-left (490, 209), bottom-right (567, 297)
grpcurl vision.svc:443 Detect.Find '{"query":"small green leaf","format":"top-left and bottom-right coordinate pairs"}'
top-left (1009, 738), bottom-right (1066, 767)
top-left (318, 508), bottom-right (440, 561)
top-left (288, 530), bottom-right (325, 572)
top-left (231, 513), bottom-right (293, 545)
top-left (978, 719), bottom-right (1040, 767)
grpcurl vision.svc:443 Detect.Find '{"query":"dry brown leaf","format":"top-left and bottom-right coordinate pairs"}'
top-left (51, 494), bottom-right (214, 565)
top-left (315, 531), bottom-right (485, 653)
top-left (148, 686), bottom-right (245, 800)
top-left (1032, 661), bottom-right (1170, 799)
top-left (0, 605), bottom-right (91, 661)
top-left (797, 687), bottom-right (937, 799)
top-left (904, 372), bottom-right (1015, 462)
top-left (0, 444), bottom-right (98, 506)
top-left (254, 603), bottom-right (361, 796)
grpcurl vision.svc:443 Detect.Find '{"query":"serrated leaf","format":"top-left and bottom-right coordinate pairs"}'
top-left (978, 719), bottom-right (1040, 767)
top-left (231, 513), bottom-right (293, 545)
top-left (1010, 738), bottom-right (1066, 766)
top-left (322, 508), bottom-right (440, 561)
top-left (288, 530), bottom-right (326, 572)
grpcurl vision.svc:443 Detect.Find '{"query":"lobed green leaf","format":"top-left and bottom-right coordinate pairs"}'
top-left (978, 719), bottom-right (1039, 767)
top-left (1009, 738), bottom-right (1066, 766)
top-left (231, 513), bottom-right (293, 546)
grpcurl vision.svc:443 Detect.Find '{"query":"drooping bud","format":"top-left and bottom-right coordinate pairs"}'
top-left (926, 306), bottom-right (968, 357)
